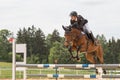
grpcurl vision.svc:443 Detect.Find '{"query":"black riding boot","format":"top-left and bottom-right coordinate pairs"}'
top-left (89, 32), bottom-right (97, 45)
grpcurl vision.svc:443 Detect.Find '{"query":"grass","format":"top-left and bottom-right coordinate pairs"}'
top-left (0, 62), bottom-right (12, 68)
top-left (0, 62), bottom-right (12, 78)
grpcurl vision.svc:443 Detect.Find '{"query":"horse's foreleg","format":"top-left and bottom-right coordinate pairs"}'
top-left (76, 46), bottom-right (81, 60)
top-left (67, 46), bottom-right (74, 62)
top-left (68, 46), bottom-right (74, 58)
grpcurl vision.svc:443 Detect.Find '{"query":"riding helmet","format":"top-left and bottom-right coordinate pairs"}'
top-left (70, 11), bottom-right (78, 17)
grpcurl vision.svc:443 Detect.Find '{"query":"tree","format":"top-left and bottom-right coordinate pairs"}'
top-left (17, 25), bottom-right (48, 63)
top-left (116, 39), bottom-right (120, 62)
top-left (50, 29), bottom-right (61, 44)
top-left (0, 29), bottom-right (12, 61)
top-left (49, 41), bottom-right (73, 64)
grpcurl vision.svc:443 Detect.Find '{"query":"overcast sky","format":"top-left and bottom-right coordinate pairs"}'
top-left (0, 0), bottom-right (120, 40)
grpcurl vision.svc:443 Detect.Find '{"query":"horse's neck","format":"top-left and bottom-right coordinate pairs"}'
top-left (72, 29), bottom-right (81, 34)
top-left (73, 30), bottom-right (82, 35)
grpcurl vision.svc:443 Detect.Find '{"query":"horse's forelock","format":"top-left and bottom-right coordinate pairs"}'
top-left (65, 31), bottom-right (69, 34)
top-left (65, 30), bottom-right (71, 34)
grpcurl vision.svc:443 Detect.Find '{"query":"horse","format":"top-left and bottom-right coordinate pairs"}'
top-left (62, 26), bottom-right (106, 74)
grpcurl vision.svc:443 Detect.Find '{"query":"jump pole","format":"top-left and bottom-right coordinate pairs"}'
top-left (12, 39), bottom-right (16, 80)
top-left (12, 40), bottom-right (27, 80)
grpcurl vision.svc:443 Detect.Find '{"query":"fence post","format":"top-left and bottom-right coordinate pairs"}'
top-left (12, 39), bottom-right (16, 80)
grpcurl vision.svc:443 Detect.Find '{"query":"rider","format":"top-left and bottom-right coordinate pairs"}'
top-left (68, 11), bottom-right (96, 45)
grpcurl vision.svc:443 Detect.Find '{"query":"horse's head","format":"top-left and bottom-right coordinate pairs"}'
top-left (62, 26), bottom-right (72, 47)
top-left (62, 26), bottom-right (81, 47)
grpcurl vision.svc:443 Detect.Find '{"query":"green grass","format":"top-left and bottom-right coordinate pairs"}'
top-left (0, 62), bottom-right (12, 68)
top-left (0, 62), bottom-right (12, 78)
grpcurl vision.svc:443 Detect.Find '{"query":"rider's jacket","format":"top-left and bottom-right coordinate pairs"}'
top-left (70, 15), bottom-right (88, 31)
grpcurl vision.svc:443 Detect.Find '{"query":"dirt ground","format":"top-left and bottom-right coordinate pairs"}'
top-left (2, 79), bottom-right (120, 80)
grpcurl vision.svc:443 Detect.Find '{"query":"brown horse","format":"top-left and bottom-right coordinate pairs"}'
top-left (62, 26), bottom-right (106, 73)
top-left (63, 27), bottom-right (104, 64)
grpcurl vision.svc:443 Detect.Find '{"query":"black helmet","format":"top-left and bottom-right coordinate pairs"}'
top-left (70, 11), bottom-right (77, 16)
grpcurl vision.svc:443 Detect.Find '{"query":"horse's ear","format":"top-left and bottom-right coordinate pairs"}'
top-left (62, 25), bottom-right (66, 31)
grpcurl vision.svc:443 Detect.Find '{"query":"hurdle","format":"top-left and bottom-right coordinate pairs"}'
top-left (12, 38), bottom-right (120, 80)
top-left (27, 74), bottom-right (120, 78)
top-left (16, 64), bottom-right (120, 79)
top-left (16, 64), bottom-right (120, 69)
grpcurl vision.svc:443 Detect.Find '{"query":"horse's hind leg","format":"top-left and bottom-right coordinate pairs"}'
top-left (96, 45), bottom-right (107, 74)
top-left (96, 45), bottom-right (104, 64)
top-left (85, 51), bottom-right (102, 74)
top-left (85, 52), bottom-right (96, 64)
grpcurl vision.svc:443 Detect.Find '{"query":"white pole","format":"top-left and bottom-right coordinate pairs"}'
top-left (12, 39), bottom-right (16, 80)
top-left (23, 69), bottom-right (26, 80)
top-left (24, 44), bottom-right (27, 80)
top-left (96, 67), bottom-right (103, 80)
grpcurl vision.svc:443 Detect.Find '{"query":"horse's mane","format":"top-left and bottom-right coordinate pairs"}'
top-left (71, 28), bottom-right (81, 35)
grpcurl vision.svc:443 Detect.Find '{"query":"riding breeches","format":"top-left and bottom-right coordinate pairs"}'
top-left (83, 23), bottom-right (91, 34)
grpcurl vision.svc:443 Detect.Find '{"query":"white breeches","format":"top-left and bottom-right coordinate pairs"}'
top-left (83, 23), bottom-right (91, 33)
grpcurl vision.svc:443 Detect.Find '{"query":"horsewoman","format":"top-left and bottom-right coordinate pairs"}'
top-left (67, 11), bottom-right (96, 45)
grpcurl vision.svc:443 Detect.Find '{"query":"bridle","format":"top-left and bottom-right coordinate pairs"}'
top-left (64, 32), bottom-right (74, 47)
top-left (64, 31), bottom-right (83, 47)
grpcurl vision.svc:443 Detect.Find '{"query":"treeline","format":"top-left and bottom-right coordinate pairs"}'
top-left (0, 25), bottom-right (120, 64)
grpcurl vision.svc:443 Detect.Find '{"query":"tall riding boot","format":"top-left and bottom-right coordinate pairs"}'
top-left (89, 32), bottom-right (97, 45)
top-left (86, 33), bottom-right (91, 40)
top-left (84, 30), bottom-right (91, 40)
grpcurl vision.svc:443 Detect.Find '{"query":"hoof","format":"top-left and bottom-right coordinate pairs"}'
top-left (103, 69), bottom-right (107, 74)
top-left (96, 69), bottom-right (98, 74)
top-left (76, 58), bottom-right (81, 62)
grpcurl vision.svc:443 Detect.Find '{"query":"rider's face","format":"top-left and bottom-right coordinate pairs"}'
top-left (71, 16), bottom-right (77, 21)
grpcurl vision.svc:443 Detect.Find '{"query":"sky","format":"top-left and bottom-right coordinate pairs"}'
top-left (0, 0), bottom-right (120, 40)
